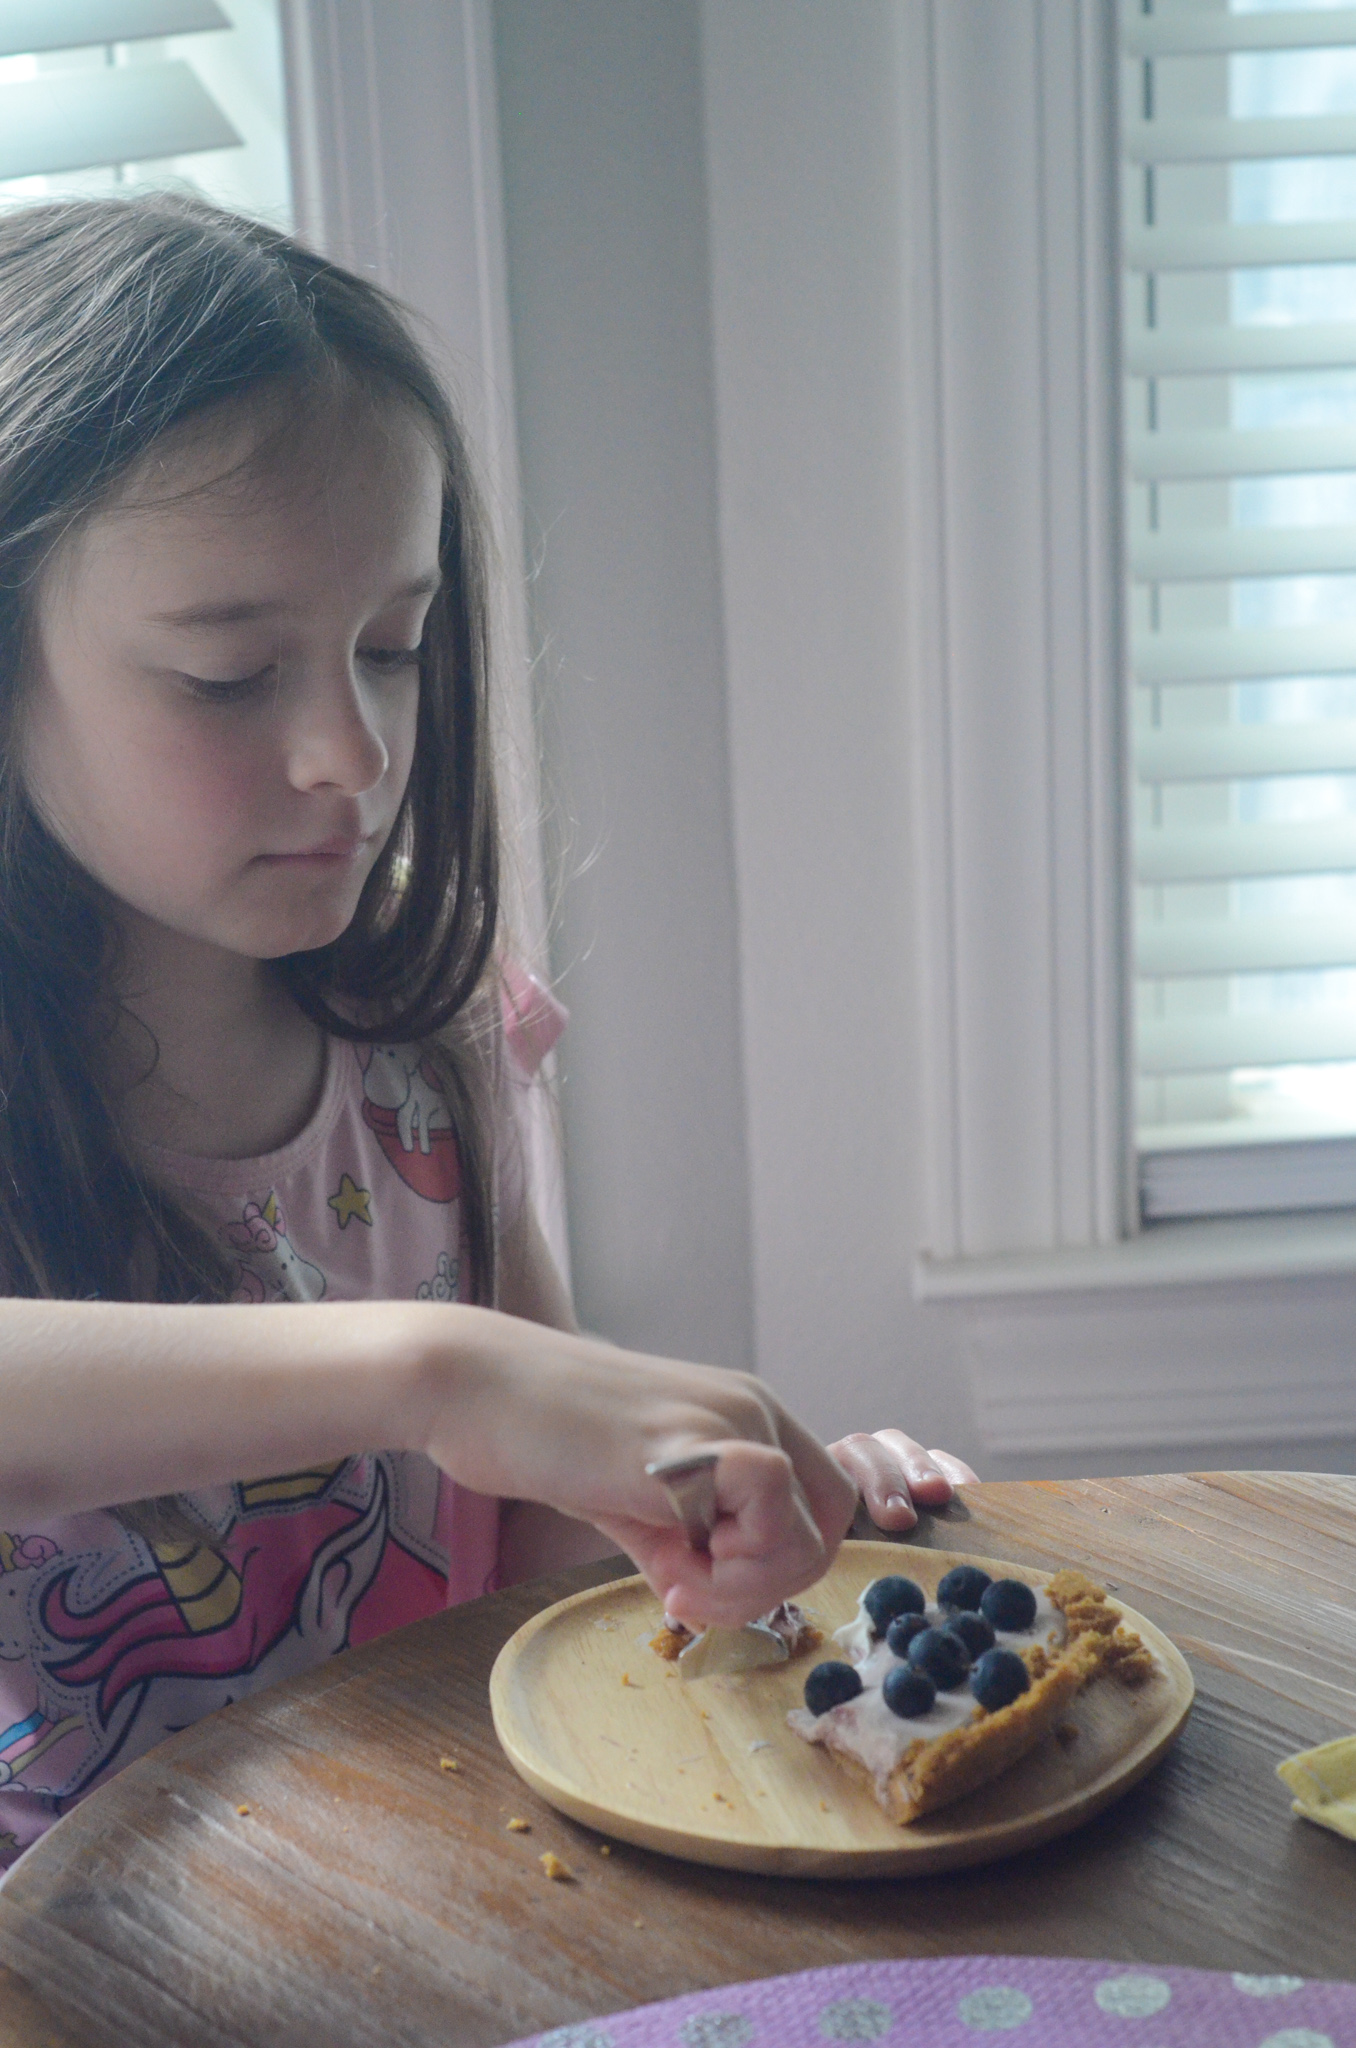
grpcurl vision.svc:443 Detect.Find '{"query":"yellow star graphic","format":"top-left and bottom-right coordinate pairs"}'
top-left (328, 1173), bottom-right (372, 1229)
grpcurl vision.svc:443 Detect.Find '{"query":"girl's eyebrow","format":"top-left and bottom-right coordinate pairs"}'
top-left (149, 572), bottom-right (442, 629)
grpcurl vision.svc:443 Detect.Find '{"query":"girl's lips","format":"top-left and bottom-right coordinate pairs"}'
top-left (261, 835), bottom-right (372, 863)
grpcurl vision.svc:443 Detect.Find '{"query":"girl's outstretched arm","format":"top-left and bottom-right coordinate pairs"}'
top-left (0, 1293), bottom-right (856, 1630)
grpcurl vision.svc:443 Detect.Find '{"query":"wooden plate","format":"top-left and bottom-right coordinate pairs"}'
top-left (489, 1543), bottom-right (1194, 1878)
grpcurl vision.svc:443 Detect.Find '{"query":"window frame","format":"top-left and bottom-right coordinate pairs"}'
top-left (905, 0), bottom-right (1356, 1299)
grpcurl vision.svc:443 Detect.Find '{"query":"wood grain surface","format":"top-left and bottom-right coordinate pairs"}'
top-left (0, 1474), bottom-right (1352, 2048)
top-left (490, 1545), bottom-right (1194, 1877)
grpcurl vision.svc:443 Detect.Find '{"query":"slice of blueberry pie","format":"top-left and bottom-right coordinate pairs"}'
top-left (789, 1565), bottom-right (1155, 1824)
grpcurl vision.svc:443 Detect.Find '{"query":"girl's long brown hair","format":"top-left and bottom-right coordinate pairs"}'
top-left (0, 194), bottom-right (501, 1322)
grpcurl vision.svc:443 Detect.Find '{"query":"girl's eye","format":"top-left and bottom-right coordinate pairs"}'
top-left (179, 667), bottom-right (273, 705)
top-left (359, 647), bottom-right (422, 674)
top-left (178, 648), bottom-right (420, 703)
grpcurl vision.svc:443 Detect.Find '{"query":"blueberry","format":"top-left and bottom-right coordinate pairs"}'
top-left (882, 1662), bottom-right (937, 1720)
top-left (905, 1626), bottom-right (971, 1691)
top-left (980, 1578), bottom-right (1038, 1634)
top-left (936, 1565), bottom-right (993, 1612)
top-left (944, 1610), bottom-right (995, 1658)
top-left (970, 1648), bottom-right (1031, 1712)
top-left (803, 1661), bottom-right (863, 1716)
top-left (885, 1612), bottom-right (930, 1658)
top-left (861, 1575), bottom-right (926, 1637)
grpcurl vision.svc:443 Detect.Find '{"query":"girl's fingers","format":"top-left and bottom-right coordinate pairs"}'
top-left (926, 1447), bottom-right (979, 1487)
top-left (830, 1433), bottom-right (919, 1529)
top-left (873, 1430), bottom-right (954, 1509)
top-left (828, 1430), bottom-right (980, 1531)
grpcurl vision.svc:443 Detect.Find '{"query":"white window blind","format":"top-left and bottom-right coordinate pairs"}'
top-left (1126, 0), bottom-right (1356, 1220)
top-left (0, 0), bottom-right (290, 225)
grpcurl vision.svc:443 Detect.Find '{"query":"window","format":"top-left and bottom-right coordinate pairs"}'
top-left (1126, 0), bottom-right (1356, 1219)
top-left (0, 0), bottom-right (290, 224)
top-left (907, 0), bottom-right (1356, 1294)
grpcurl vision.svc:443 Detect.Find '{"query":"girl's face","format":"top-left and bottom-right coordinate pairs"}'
top-left (22, 398), bottom-right (443, 969)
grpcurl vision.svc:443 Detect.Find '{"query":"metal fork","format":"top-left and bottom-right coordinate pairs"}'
top-left (645, 1452), bottom-right (790, 1679)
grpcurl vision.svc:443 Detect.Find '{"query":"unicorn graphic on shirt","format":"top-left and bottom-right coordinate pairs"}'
top-left (355, 1044), bottom-right (461, 1204)
top-left (0, 1454), bottom-right (466, 1861)
top-left (224, 1192), bottom-right (326, 1301)
top-left (358, 1044), bottom-right (453, 1155)
top-left (33, 1461), bottom-right (405, 1796)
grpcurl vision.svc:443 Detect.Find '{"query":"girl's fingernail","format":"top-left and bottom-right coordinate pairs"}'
top-left (886, 1493), bottom-right (913, 1518)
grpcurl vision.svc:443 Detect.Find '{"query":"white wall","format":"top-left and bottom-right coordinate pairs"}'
top-left (492, 0), bottom-right (1356, 1478)
top-left (700, 2), bottom-right (956, 1451)
top-left (493, 1), bottom-right (756, 1369)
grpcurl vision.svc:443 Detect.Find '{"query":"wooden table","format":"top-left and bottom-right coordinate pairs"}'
top-left (0, 1473), bottom-right (1353, 2048)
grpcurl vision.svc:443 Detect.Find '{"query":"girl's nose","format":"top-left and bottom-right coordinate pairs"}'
top-left (286, 663), bottom-right (390, 796)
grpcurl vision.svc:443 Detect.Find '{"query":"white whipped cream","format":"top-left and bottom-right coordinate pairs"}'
top-left (790, 1580), bottom-right (1066, 1791)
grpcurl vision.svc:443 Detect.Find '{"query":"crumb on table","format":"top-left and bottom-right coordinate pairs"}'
top-left (507, 1817), bottom-right (532, 1832)
top-left (235, 1803), bottom-right (251, 1817)
top-left (539, 1852), bottom-right (574, 1882)
top-left (438, 1756), bottom-right (461, 1773)
top-left (598, 1843), bottom-right (612, 1856)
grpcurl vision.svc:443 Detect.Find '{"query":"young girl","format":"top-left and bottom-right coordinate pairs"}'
top-left (0, 194), bottom-right (971, 1864)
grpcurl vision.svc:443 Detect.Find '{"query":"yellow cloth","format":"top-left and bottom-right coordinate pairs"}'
top-left (1278, 1735), bottom-right (1356, 1842)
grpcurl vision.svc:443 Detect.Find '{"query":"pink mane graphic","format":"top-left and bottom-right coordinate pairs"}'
top-left (42, 1544), bottom-right (303, 1723)
top-left (37, 1471), bottom-right (398, 1729)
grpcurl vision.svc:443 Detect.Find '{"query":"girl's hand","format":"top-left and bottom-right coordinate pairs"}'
top-left (829, 1428), bottom-right (978, 1533)
top-left (596, 1434), bottom-right (854, 1633)
top-left (421, 1310), bottom-right (859, 1631)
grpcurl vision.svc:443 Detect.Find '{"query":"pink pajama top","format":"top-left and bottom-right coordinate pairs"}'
top-left (0, 972), bottom-right (563, 1867)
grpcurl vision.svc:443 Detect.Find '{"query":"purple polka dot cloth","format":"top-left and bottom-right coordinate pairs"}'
top-left (506, 1957), bottom-right (1353, 2048)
